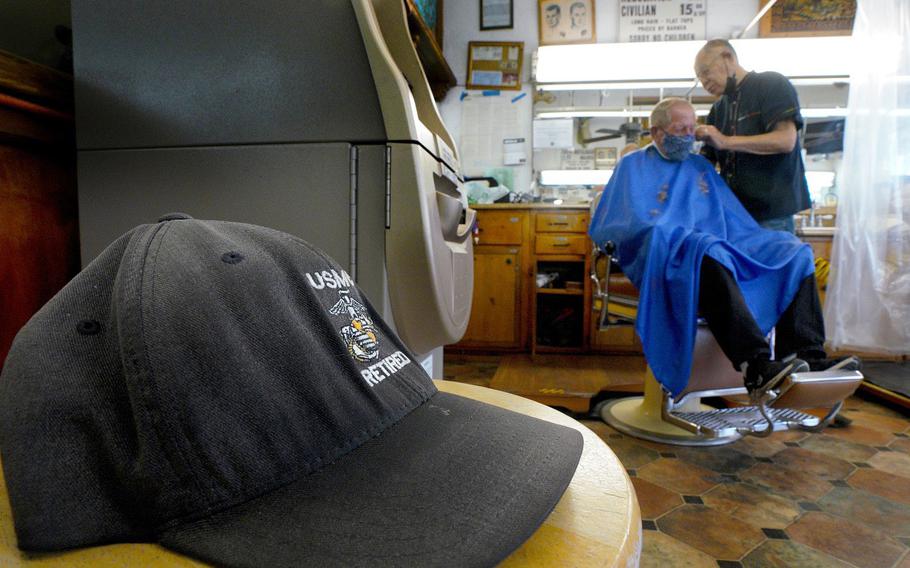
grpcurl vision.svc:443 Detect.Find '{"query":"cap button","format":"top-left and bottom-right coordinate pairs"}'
top-left (157, 212), bottom-right (193, 222)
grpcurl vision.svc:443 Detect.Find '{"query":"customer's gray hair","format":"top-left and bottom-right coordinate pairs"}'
top-left (650, 98), bottom-right (691, 129)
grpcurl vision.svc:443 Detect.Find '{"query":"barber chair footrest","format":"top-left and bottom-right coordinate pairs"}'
top-left (671, 405), bottom-right (820, 438)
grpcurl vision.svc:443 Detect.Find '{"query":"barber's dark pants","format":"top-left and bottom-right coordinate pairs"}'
top-left (698, 257), bottom-right (826, 370)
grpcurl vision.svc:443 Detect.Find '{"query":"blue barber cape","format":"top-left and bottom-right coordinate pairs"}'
top-left (589, 146), bottom-right (815, 397)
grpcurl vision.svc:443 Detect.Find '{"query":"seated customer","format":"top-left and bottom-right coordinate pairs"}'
top-left (589, 97), bottom-right (857, 401)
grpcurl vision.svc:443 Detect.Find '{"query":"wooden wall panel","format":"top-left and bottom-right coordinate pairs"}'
top-left (0, 51), bottom-right (77, 370)
top-left (0, 144), bottom-right (78, 367)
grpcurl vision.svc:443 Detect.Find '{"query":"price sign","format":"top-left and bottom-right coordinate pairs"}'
top-left (618, 0), bottom-right (707, 43)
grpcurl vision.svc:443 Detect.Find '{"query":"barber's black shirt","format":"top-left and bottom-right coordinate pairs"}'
top-left (702, 71), bottom-right (811, 221)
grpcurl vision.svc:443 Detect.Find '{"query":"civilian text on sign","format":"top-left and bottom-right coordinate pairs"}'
top-left (618, 0), bottom-right (706, 43)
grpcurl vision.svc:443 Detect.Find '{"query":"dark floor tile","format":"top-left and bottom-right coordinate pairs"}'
top-left (824, 421), bottom-right (895, 446)
top-left (640, 531), bottom-right (717, 568)
top-left (890, 437), bottom-right (910, 455)
top-left (601, 437), bottom-right (661, 469)
top-left (761, 528), bottom-right (789, 540)
top-left (788, 512), bottom-right (906, 567)
top-left (675, 446), bottom-right (755, 475)
top-left (846, 409), bottom-right (910, 434)
top-left (703, 483), bottom-right (801, 530)
top-left (875, 445), bottom-right (893, 451)
top-left (900, 536), bottom-right (910, 548)
top-left (896, 432), bottom-right (910, 438)
top-left (742, 540), bottom-right (855, 568)
top-left (631, 476), bottom-right (683, 520)
top-left (683, 495), bottom-right (704, 504)
top-left (771, 447), bottom-right (855, 481)
top-left (732, 432), bottom-right (800, 459)
top-left (659, 451), bottom-right (677, 458)
top-left (783, 441), bottom-right (800, 447)
top-left (740, 462), bottom-right (834, 502)
top-left (642, 519), bottom-right (658, 531)
top-left (848, 468), bottom-right (910, 506)
top-left (799, 434), bottom-right (877, 463)
top-left (716, 561), bottom-right (742, 568)
top-left (868, 449), bottom-right (910, 478)
top-left (638, 458), bottom-right (719, 495)
top-left (829, 479), bottom-right (850, 487)
top-left (754, 456), bottom-right (773, 463)
top-left (799, 501), bottom-right (822, 511)
top-left (853, 462), bottom-right (871, 468)
top-left (658, 505), bottom-right (765, 560)
top-left (818, 486), bottom-right (910, 537)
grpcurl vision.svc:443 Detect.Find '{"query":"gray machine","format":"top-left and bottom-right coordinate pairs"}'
top-left (71, 0), bottom-right (473, 373)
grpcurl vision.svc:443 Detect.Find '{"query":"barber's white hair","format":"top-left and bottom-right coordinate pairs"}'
top-left (650, 97), bottom-right (691, 130)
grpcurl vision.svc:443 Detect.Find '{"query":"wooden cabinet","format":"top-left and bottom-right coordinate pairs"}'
top-left (454, 206), bottom-right (607, 353)
top-left (454, 209), bottom-right (530, 350)
top-left (531, 210), bottom-right (591, 354)
top-left (461, 248), bottom-right (522, 346)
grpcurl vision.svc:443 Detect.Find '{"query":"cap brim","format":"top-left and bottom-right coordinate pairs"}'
top-left (159, 391), bottom-right (583, 567)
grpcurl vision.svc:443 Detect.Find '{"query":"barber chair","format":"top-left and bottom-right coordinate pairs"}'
top-left (590, 241), bottom-right (863, 446)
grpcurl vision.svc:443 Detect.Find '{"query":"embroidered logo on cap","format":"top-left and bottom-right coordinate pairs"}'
top-left (329, 291), bottom-right (380, 362)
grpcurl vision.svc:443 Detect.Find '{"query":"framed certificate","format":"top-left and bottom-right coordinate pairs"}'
top-left (480, 0), bottom-right (513, 30)
top-left (466, 41), bottom-right (524, 91)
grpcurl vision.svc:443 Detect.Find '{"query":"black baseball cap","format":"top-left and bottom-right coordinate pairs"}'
top-left (0, 215), bottom-right (583, 567)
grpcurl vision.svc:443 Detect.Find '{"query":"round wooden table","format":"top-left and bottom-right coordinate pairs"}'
top-left (0, 380), bottom-right (641, 567)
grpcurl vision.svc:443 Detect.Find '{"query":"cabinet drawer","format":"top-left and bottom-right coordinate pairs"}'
top-left (476, 211), bottom-right (525, 245)
top-left (536, 234), bottom-right (588, 255)
top-left (536, 212), bottom-right (588, 233)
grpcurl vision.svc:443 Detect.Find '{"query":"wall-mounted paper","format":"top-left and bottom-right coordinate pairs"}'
top-left (533, 119), bottom-right (574, 149)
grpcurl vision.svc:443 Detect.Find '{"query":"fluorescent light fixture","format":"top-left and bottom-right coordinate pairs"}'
top-left (537, 80), bottom-right (697, 91)
top-left (536, 107), bottom-right (710, 119)
top-left (536, 37), bottom-right (853, 87)
top-left (790, 77), bottom-right (851, 86)
top-left (802, 108), bottom-right (848, 117)
top-left (540, 169), bottom-right (613, 186)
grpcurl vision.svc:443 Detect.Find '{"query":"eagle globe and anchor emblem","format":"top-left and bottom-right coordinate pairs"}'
top-left (329, 290), bottom-right (381, 362)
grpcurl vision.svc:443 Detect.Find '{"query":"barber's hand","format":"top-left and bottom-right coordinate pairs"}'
top-left (695, 125), bottom-right (727, 150)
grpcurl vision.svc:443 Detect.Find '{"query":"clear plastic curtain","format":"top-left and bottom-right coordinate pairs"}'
top-left (824, 0), bottom-right (910, 352)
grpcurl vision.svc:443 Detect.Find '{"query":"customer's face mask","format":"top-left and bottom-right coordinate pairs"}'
top-left (660, 132), bottom-right (695, 161)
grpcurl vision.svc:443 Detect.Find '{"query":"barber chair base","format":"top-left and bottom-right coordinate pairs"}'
top-left (599, 371), bottom-right (742, 446)
top-left (600, 396), bottom-right (741, 446)
top-left (599, 369), bottom-right (861, 446)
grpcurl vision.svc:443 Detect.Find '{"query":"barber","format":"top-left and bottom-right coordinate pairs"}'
top-left (693, 39), bottom-right (811, 233)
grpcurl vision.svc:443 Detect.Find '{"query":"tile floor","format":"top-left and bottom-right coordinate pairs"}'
top-left (445, 354), bottom-right (910, 568)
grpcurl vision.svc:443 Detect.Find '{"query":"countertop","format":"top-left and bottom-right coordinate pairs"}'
top-left (796, 226), bottom-right (836, 238)
top-left (471, 202), bottom-right (591, 210)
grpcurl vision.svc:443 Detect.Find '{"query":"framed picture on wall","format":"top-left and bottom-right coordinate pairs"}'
top-left (538, 0), bottom-right (596, 46)
top-left (466, 41), bottom-right (524, 90)
top-left (759, 0), bottom-right (856, 37)
top-left (480, 0), bottom-right (513, 30)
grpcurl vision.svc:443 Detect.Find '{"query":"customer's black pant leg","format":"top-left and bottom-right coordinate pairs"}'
top-left (698, 256), bottom-right (770, 369)
top-left (773, 274), bottom-right (826, 359)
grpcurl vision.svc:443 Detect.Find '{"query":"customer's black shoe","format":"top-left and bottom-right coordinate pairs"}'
top-left (801, 355), bottom-right (862, 373)
top-left (743, 357), bottom-right (810, 400)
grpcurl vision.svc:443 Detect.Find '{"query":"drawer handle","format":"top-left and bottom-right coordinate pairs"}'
top-left (548, 222), bottom-right (570, 226)
top-left (552, 243), bottom-right (570, 247)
